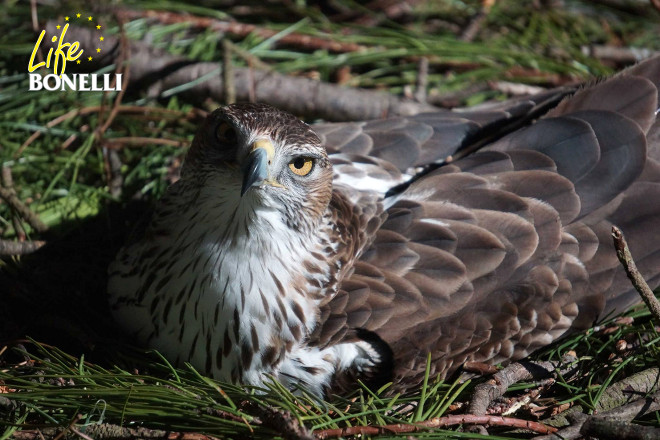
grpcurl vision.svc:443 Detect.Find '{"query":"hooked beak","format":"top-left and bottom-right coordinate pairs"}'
top-left (241, 140), bottom-right (272, 196)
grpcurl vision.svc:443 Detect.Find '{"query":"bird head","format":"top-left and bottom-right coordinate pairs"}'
top-left (183, 103), bottom-right (334, 232)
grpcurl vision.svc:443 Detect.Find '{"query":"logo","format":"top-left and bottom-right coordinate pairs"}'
top-left (28, 13), bottom-right (121, 92)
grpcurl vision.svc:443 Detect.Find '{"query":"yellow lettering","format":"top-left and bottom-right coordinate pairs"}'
top-left (67, 41), bottom-right (82, 61)
top-left (28, 30), bottom-right (46, 72)
top-left (29, 24), bottom-right (83, 76)
top-left (52, 24), bottom-right (72, 76)
top-left (46, 47), bottom-right (53, 68)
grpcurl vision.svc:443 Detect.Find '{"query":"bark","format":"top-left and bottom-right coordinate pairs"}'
top-left (45, 22), bottom-right (438, 122)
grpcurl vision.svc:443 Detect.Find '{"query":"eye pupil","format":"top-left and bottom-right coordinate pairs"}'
top-left (288, 157), bottom-right (314, 176)
top-left (217, 123), bottom-right (236, 143)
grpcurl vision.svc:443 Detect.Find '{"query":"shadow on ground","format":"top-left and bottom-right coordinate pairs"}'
top-left (0, 201), bottom-right (151, 364)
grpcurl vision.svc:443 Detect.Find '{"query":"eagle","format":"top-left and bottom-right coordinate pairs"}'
top-left (108, 56), bottom-right (660, 398)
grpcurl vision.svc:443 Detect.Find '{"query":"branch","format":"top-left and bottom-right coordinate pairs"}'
top-left (11, 424), bottom-right (222, 440)
top-left (581, 416), bottom-right (660, 440)
top-left (314, 414), bottom-right (558, 438)
top-left (468, 354), bottom-right (578, 416)
top-left (0, 185), bottom-right (48, 233)
top-left (46, 22), bottom-right (438, 122)
top-left (612, 226), bottom-right (660, 323)
top-left (537, 368), bottom-right (660, 440)
top-left (242, 402), bottom-right (314, 440)
top-left (0, 239), bottom-right (45, 256)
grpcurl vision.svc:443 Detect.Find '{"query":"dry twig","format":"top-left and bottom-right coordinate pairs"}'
top-left (222, 40), bottom-right (236, 105)
top-left (460, 0), bottom-right (495, 42)
top-left (242, 402), bottom-right (314, 440)
top-left (612, 226), bottom-right (660, 323)
top-left (468, 354), bottom-right (578, 417)
top-left (537, 368), bottom-right (660, 440)
top-left (314, 414), bottom-right (557, 438)
top-left (104, 137), bottom-right (188, 149)
top-left (581, 416), bottom-right (660, 439)
top-left (413, 57), bottom-right (429, 103)
top-left (11, 425), bottom-right (222, 440)
top-left (0, 186), bottom-right (48, 234)
top-left (0, 239), bottom-right (45, 256)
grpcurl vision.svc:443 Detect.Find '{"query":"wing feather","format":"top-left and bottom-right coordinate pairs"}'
top-left (310, 56), bottom-right (660, 391)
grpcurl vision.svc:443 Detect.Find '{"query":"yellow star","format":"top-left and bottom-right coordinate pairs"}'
top-left (65, 16), bottom-right (69, 21)
top-left (96, 48), bottom-right (101, 53)
top-left (56, 25), bottom-right (61, 29)
top-left (76, 13), bottom-right (81, 18)
top-left (100, 36), bottom-right (104, 41)
top-left (88, 16), bottom-right (93, 21)
top-left (88, 56), bottom-right (92, 61)
top-left (76, 59), bottom-right (81, 64)
top-left (96, 25), bottom-right (102, 30)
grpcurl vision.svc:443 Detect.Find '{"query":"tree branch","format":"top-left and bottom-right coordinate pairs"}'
top-left (45, 22), bottom-right (438, 122)
top-left (612, 226), bottom-right (660, 323)
top-left (314, 414), bottom-right (557, 438)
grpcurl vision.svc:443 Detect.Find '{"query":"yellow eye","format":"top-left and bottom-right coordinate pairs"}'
top-left (216, 122), bottom-right (237, 143)
top-left (288, 157), bottom-right (314, 176)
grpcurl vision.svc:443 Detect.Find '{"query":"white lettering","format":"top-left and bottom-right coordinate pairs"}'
top-left (27, 73), bottom-right (123, 92)
top-left (78, 74), bottom-right (89, 91)
top-left (43, 74), bottom-right (60, 91)
top-left (102, 73), bottom-right (110, 91)
top-left (91, 74), bottom-right (102, 91)
top-left (61, 74), bottom-right (76, 90)
top-left (29, 73), bottom-right (43, 91)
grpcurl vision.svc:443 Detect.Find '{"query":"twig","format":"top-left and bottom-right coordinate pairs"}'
top-left (0, 239), bottom-right (45, 255)
top-left (653, 0), bottom-right (660, 14)
top-left (222, 40), bottom-right (236, 105)
top-left (537, 368), bottom-right (660, 440)
top-left (104, 148), bottom-right (123, 198)
top-left (29, 0), bottom-right (44, 68)
top-left (67, 426), bottom-right (94, 440)
top-left (104, 137), bottom-right (188, 149)
top-left (612, 226), bottom-right (660, 323)
top-left (463, 361), bottom-right (499, 375)
top-left (242, 402), bottom-right (314, 440)
top-left (582, 45), bottom-right (658, 65)
top-left (222, 39), bottom-right (272, 72)
top-left (17, 106), bottom-right (195, 156)
top-left (51, 414), bottom-right (84, 440)
top-left (0, 186), bottom-right (48, 233)
top-left (468, 354), bottom-right (578, 416)
top-left (94, 18), bottom-right (130, 139)
top-left (314, 414), bottom-right (558, 438)
top-left (490, 81), bottom-right (546, 96)
top-left (413, 57), bottom-right (428, 103)
top-left (11, 424), bottom-right (222, 440)
top-left (2, 166), bottom-right (26, 240)
top-left (460, 0), bottom-right (495, 42)
top-left (581, 417), bottom-right (660, 440)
